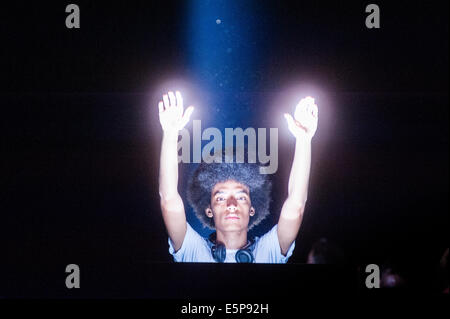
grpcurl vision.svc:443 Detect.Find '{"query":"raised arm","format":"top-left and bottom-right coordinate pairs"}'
top-left (158, 91), bottom-right (194, 252)
top-left (277, 97), bottom-right (318, 255)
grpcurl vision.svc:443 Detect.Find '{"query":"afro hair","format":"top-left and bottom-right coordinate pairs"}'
top-left (186, 149), bottom-right (272, 231)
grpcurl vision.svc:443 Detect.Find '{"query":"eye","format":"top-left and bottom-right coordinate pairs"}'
top-left (216, 196), bottom-right (225, 202)
top-left (238, 196), bottom-right (247, 201)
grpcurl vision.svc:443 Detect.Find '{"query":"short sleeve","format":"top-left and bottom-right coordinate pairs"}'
top-left (253, 224), bottom-right (296, 263)
top-left (168, 222), bottom-right (210, 262)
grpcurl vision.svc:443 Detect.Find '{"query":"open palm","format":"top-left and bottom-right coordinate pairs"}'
top-left (158, 91), bottom-right (194, 133)
top-left (284, 96), bottom-right (318, 140)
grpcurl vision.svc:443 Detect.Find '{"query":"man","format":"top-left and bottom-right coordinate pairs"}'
top-left (158, 91), bottom-right (318, 263)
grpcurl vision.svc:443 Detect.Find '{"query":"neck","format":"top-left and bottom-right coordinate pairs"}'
top-left (216, 229), bottom-right (248, 250)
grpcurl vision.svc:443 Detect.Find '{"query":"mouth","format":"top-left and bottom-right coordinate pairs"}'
top-left (225, 214), bottom-right (240, 220)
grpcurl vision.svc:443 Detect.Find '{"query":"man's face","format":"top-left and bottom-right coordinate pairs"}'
top-left (205, 180), bottom-right (255, 232)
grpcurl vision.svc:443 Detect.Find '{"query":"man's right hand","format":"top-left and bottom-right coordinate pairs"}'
top-left (158, 91), bottom-right (194, 133)
top-left (158, 91), bottom-right (190, 252)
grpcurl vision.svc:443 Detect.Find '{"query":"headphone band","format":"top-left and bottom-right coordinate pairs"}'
top-left (208, 232), bottom-right (255, 263)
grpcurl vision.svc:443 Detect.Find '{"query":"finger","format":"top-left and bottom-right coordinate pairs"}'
top-left (305, 96), bottom-right (315, 104)
top-left (304, 100), bottom-right (317, 117)
top-left (179, 106), bottom-right (194, 129)
top-left (311, 103), bottom-right (318, 118)
top-left (183, 106), bottom-right (194, 123)
top-left (299, 104), bottom-right (309, 127)
top-left (304, 97), bottom-right (317, 117)
top-left (306, 103), bottom-right (313, 118)
top-left (185, 105), bottom-right (194, 118)
top-left (299, 98), bottom-right (308, 111)
top-left (168, 91), bottom-right (176, 107)
top-left (294, 98), bottom-right (308, 121)
top-left (175, 91), bottom-right (183, 109)
top-left (163, 94), bottom-right (170, 109)
top-left (294, 99), bottom-right (307, 122)
top-left (158, 101), bottom-right (164, 113)
top-left (175, 91), bottom-right (184, 114)
top-left (301, 101), bottom-right (307, 121)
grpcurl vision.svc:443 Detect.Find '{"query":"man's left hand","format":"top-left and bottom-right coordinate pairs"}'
top-left (284, 96), bottom-right (318, 140)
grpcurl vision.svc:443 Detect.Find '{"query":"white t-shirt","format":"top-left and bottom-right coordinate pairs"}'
top-left (168, 222), bottom-right (295, 263)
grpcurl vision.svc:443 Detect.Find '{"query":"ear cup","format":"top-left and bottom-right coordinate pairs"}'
top-left (235, 249), bottom-right (254, 263)
top-left (211, 243), bottom-right (226, 263)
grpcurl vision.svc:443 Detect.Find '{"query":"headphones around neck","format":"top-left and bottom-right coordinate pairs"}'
top-left (208, 232), bottom-right (255, 263)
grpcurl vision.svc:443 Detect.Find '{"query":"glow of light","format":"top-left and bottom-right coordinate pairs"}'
top-left (266, 81), bottom-right (334, 148)
top-left (149, 77), bottom-right (225, 133)
top-left (294, 96), bottom-right (316, 122)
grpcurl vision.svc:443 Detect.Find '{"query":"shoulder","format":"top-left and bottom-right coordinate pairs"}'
top-left (254, 224), bottom-right (279, 247)
top-left (169, 222), bottom-right (205, 253)
top-left (252, 224), bottom-right (296, 263)
top-left (168, 223), bottom-right (213, 262)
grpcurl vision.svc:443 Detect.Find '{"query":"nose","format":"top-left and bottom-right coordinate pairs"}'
top-left (226, 196), bottom-right (238, 212)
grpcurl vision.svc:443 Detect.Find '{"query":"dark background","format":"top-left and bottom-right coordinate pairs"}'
top-left (1, 1), bottom-right (448, 297)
